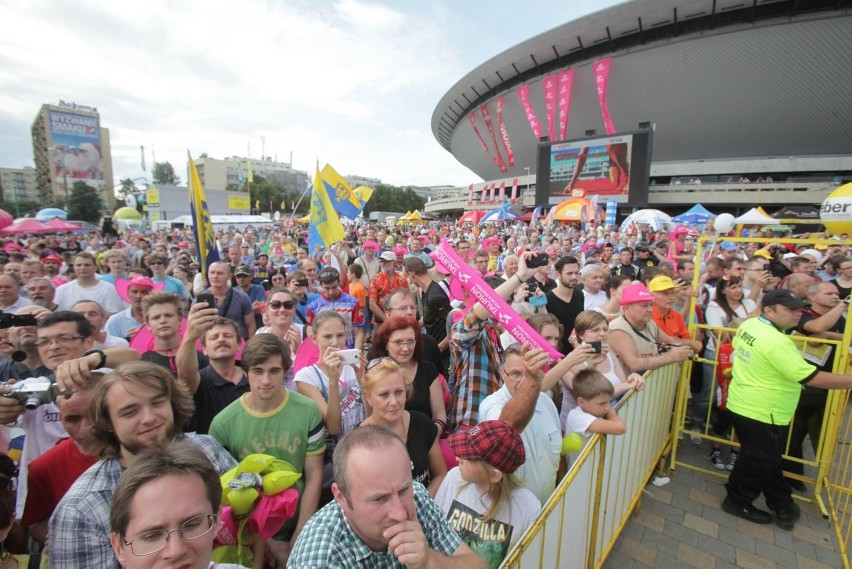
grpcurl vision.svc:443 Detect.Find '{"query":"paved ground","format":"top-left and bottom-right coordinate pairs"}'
top-left (603, 437), bottom-right (844, 569)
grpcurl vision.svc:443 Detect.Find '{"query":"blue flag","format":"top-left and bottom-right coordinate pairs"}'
top-left (321, 163), bottom-right (363, 219)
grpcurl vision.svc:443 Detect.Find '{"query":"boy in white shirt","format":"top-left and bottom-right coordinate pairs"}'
top-left (565, 369), bottom-right (627, 437)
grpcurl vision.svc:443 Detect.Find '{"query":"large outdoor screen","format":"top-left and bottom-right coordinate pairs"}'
top-left (535, 130), bottom-right (652, 207)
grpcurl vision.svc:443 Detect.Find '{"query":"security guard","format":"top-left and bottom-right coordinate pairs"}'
top-left (723, 289), bottom-right (852, 530)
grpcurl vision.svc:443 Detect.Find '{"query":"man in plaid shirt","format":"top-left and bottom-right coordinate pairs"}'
top-left (448, 252), bottom-right (537, 434)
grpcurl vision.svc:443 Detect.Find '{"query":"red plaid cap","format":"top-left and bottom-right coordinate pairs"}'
top-left (448, 420), bottom-right (525, 473)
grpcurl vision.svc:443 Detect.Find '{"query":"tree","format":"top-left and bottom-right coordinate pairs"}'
top-left (67, 181), bottom-right (104, 223)
top-left (118, 178), bottom-right (138, 197)
top-left (362, 184), bottom-right (426, 215)
top-left (152, 161), bottom-right (181, 185)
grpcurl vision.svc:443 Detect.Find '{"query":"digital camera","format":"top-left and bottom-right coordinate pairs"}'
top-left (1, 379), bottom-right (61, 410)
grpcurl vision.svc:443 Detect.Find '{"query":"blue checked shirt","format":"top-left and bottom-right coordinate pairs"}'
top-left (48, 434), bottom-right (237, 568)
top-left (288, 482), bottom-right (461, 568)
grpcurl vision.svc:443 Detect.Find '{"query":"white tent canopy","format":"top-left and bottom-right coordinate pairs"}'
top-left (733, 208), bottom-right (780, 225)
top-left (619, 209), bottom-right (674, 232)
top-left (154, 214), bottom-right (276, 231)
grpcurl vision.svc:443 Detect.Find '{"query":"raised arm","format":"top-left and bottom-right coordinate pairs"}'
top-left (177, 302), bottom-right (218, 395)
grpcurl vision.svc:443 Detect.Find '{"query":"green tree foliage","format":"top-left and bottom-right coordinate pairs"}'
top-left (362, 184), bottom-right (426, 215)
top-left (152, 161), bottom-right (181, 185)
top-left (247, 175), bottom-right (308, 214)
top-left (67, 181), bottom-right (104, 223)
top-left (0, 200), bottom-right (41, 218)
top-left (118, 178), bottom-right (138, 196)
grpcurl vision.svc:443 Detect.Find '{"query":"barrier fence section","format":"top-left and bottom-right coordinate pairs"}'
top-left (500, 362), bottom-right (681, 569)
top-left (825, 388), bottom-right (852, 568)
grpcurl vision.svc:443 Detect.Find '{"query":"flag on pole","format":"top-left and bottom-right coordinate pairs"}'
top-left (247, 159), bottom-right (254, 183)
top-left (480, 185), bottom-right (487, 204)
top-left (140, 146), bottom-right (146, 172)
top-left (321, 164), bottom-right (363, 219)
top-left (280, 200), bottom-right (286, 210)
top-left (352, 186), bottom-right (374, 207)
top-left (255, 199), bottom-right (260, 210)
top-left (187, 151), bottom-right (220, 282)
top-left (309, 165), bottom-right (345, 249)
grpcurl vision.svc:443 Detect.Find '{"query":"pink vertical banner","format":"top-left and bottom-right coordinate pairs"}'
top-left (495, 96), bottom-right (515, 167)
top-left (489, 183), bottom-right (495, 204)
top-left (510, 178), bottom-right (518, 204)
top-left (516, 85), bottom-right (542, 139)
top-left (467, 184), bottom-right (473, 206)
top-left (557, 70), bottom-right (574, 140)
top-left (594, 58), bottom-right (616, 135)
top-left (480, 105), bottom-right (507, 173)
top-left (498, 181), bottom-right (505, 203)
top-left (480, 184), bottom-right (488, 204)
top-left (542, 74), bottom-right (557, 140)
top-left (468, 113), bottom-right (499, 170)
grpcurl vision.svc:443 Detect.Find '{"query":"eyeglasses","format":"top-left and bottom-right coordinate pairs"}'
top-left (35, 335), bottom-right (85, 348)
top-left (148, 261), bottom-right (165, 266)
top-left (388, 339), bottom-right (416, 349)
top-left (366, 356), bottom-right (399, 372)
top-left (268, 300), bottom-right (296, 310)
top-left (123, 513), bottom-right (217, 556)
top-left (388, 305), bottom-right (416, 313)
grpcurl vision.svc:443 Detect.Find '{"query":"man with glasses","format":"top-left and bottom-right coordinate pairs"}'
top-left (306, 267), bottom-right (364, 350)
top-left (368, 252), bottom-right (409, 325)
top-left (50, 362), bottom-right (237, 568)
top-left (109, 440), bottom-right (244, 569)
top-left (146, 253), bottom-right (187, 300)
top-left (54, 252), bottom-right (125, 315)
top-left (743, 257), bottom-right (776, 303)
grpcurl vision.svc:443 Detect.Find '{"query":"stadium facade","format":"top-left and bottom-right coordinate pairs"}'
top-left (427, 0), bottom-right (852, 217)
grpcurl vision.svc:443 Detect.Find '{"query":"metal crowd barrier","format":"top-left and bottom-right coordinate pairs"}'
top-left (500, 362), bottom-right (682, 569)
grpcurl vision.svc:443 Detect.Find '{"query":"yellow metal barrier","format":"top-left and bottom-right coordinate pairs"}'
top-left (500, 362), bottom-right (682, 569)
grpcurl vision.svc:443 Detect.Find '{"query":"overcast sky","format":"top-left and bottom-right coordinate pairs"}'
top-left (0, 0), bottom-right (620, 189)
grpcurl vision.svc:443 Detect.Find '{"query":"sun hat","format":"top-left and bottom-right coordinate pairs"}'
top-left (648, 275), bottom-right (678, 293)
top-left (619, 282), bottom-right (654, 306)
top-left (379, 251), bottom-right (396, 262)
top-left (447, 420), bottom-right (525, 473)
top-left (671, 225), bottom-right (689, 236)
top-left (115, 276), bottom-right (165, 304)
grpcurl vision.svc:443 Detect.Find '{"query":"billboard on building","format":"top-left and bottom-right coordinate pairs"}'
top-left (49, 110), bottom-right (104, 194)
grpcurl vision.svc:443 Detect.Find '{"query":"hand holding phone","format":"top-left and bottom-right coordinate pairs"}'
top-left (197, 293), bottom-right (215, 308)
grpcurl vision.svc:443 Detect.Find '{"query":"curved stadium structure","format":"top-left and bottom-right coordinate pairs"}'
top-left (427, 0), bottom-right (852, 216)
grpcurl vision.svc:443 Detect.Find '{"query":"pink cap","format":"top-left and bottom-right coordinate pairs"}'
top-left (40, 254), bottom-right (63, 264)
top-left (362, 241), bottom-right (379, 250)
top-left (482, 236), bottom-right (500, 247)
top-left (115, 276), bottom-right (166, 304)
top-left (619, 282), bottom-right (654, 306)
top-left (672, 225), bottom-right (688, 236)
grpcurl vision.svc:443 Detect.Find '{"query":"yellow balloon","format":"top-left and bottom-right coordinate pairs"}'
top-left (561, 433), bottom-right (584, 455)
top-left (228, 487), bottom-right (260, 516)
top-left (820, 182), bottom-right (852, 236)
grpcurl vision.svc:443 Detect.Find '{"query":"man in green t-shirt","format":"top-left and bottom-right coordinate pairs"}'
top-left (724, 289), bottom-right (852, 531)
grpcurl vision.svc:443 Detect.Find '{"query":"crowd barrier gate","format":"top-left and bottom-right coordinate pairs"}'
top-left (500, 362), bottom-right (681, 569)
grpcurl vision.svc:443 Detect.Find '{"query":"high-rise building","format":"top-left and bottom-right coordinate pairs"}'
top-left (31, 102), bottom-right (116, 212)
top-left (0, 167), bottom-right (39, 207)
top-left (193, 155), bottom-right (309, 194)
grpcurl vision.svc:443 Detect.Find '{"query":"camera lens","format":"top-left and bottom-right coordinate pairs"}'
top-left (24, 394), bottom-right (41, 410)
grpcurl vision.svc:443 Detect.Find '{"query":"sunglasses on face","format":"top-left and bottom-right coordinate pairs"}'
top-left (268, 299), bottom-right (296, 310)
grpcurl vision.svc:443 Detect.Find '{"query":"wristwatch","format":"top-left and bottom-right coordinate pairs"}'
top-left (84, 349), bottom-right (107, 369)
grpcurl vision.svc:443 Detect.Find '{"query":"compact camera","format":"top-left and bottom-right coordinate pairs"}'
top-left (1, 379), bottom-right (61, 410)
top-left (0, 313), bottom-right (37, 329)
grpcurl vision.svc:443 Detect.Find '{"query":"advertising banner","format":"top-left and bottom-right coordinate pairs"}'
top-left (228, 194), bottom-right (251, 211)
top-left (593, 58), bottom-right (616, 135)
top-left (495, 96), bottom-right (515, 167)
top-left (480, 104), bottom-right (507, 173)
top-left (542, 74), bottom-right (557, 140)
top-left (557, 70), bottom-right (575, 140)
top-left (516, 85), bottom-right (542, 139)
top-left (49, 110), bottom-right (103, 193)
top-left (146, 188), bottom-right (160, 209)
top-left (467, 184), bottom-right (474, 206)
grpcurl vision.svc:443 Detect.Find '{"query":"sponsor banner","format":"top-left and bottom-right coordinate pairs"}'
top-left (542, 74), bottom-right (557, 140)
top-left (49, 110), bottom-right (104, 193)
top-left (594, 58), bottom-right (616, 135)
top-left (480, 104), bottom-right (507, 173)
top-left (489, 183), bottom-right (495, 205)
top-left (605, 199), bottom-right (618, 227)
top-left (228, 194), bottom-right (251, 211)
top-left (498, 181), bottom-right (505, 203)
top-left (146, 188), bottom-right (160, 209)
top-left (433, 240), bottom-right (563, 361)
top-left (510, 178), bottom-right (518, 204)
top-left (516, 85), bottom-right (542, 139)
top-left (467, 184), bottom-right (474, 206)
top-left (480, 184), bottom-right (487, 204)
top-left (495, 96), bottom-right (515, 167)
top-left (468, 113), bottom-right (501, 172)
top-left (557, 70), bottom-right (574, 140)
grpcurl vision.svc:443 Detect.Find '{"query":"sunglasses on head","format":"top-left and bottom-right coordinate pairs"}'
top-left (366, 356), bottom-right (398, 372)
top-left (268, 299), bottom-right (296, 310)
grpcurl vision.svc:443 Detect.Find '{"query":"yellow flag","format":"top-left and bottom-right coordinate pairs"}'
top-left (247, 159), bottom-right (254, 183)
top-left (309, 165), bottom-right (345, 248)
top-left (187, 152), bottom-right (220, 281)
top-left (353, 185), bottom-right (374, 205)
top-left (321, 163), bottom-right (362, 218)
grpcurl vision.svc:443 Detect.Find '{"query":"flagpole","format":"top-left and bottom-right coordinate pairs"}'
top-left (289, 179), bottom-right (311, 228)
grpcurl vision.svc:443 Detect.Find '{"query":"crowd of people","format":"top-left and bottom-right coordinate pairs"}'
top-left (0, 217), bottom-right (848, 567)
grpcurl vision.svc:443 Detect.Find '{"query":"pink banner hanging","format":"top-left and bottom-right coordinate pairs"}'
top-left (498, 181), bottom-right (505, 203)
top-left (510, 178), bottom-right (518, 204)
top-left (432, 241), bottom-right (563, 361)
top-left (488, 183), bottom-right (495, 205)
top-left (469, 113), bottom-right (501, 171)
top-left (516, 85), bottom-right (542, 139)
top-left (557, 70), bottom-right (574, 140)
top-left (593, 58), bottom-right (616, 135)
top-left (480, 105), bottom-right (507, 173)
top-left (467, 184), bottom-right (473, 206)
top-left (542, 74), bottom-right (557, 140)
top-left (495, 96), bottom-right (515, 167)
top-left (480, 184), bottom-right (487, 204)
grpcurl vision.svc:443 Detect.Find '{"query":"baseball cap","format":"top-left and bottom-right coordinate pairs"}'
top-left (655, 241), bottom-right (668, 249)
top-left (379, 251), bottom-right (396, 262)
top-left (648, 276), bottom-right (677, 293)
top-left (753, 249), bottom-right (772, 260)
top-left (635, 242), bottom-right (650, 252)
top-left (235, 265), bottom-right (253, 276)
top-left (585, 247), bottom-right (601, 258)
top-left (447, 420), bottom-right (525, 473)
top-left (620, 282), bottom-right (654, 306)
top-left (761, 289), bottom-right (808, 310)
top-left (318, 267), bottom-right (340, 283)
top-left (40, 254), bottom-right (63, 265)
top-left (115, 276), bottom-right (165, 304)
top-left (719, 242), bottom-right (738, 251)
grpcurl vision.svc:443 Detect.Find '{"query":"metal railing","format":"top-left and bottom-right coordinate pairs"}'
top-left (500, 362), bottom-right (682, 569)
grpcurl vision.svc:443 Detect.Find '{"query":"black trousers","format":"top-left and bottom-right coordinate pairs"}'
top-left (725, 411), bottom-right (794, 511)
top-left (782, 402), bottom-right (825, 476)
